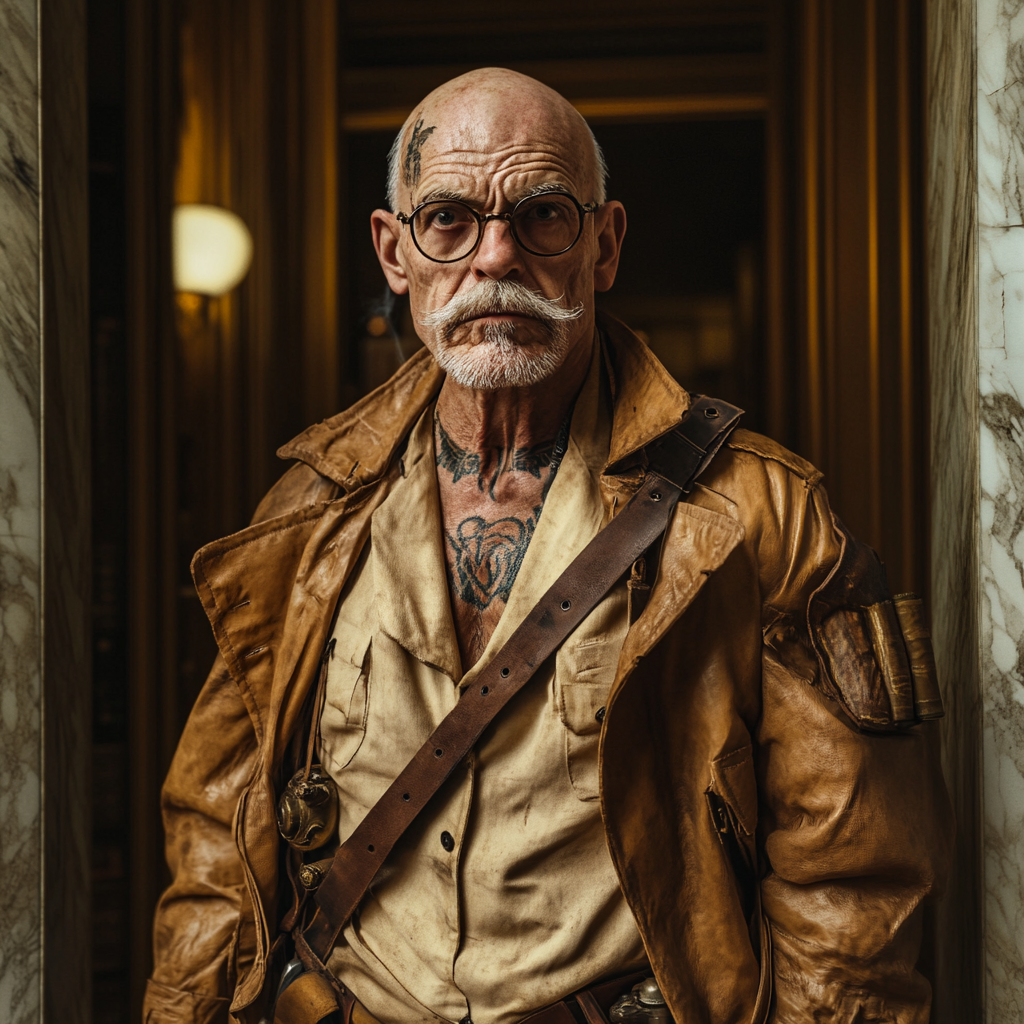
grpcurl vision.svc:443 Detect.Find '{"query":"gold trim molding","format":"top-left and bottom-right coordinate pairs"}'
top-left (343, 93), bottom-right (768, 132)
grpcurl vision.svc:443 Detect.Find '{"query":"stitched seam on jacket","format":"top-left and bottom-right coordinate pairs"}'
top-left (726, 437), bottom-right (824, 489)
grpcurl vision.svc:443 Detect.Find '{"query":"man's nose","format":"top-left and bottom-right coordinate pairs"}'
top-left (469, 217), bottom-right (523, 280)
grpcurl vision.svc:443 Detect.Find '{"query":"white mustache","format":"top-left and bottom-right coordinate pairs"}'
top-left (419, 280), bottom-right (584, 342)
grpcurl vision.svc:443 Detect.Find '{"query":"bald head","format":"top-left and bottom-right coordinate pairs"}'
top-left (385, 68), bottom-right (607, 211)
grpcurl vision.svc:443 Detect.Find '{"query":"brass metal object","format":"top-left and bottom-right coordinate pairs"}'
top-left (893, 594), bottom-right (945, 720)
top-left (864, 600), bottom-right (916, 724)
top-left (298, 855), bottom-right (335, 891)
top-left (610, 979), bottom-right (671, 1022)
top-left (277, 764), bottom-right (339, 850)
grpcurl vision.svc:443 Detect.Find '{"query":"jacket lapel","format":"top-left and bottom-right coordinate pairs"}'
top-left (191, 479), bottom-right (392, 764)
top-left (278, 348), bottom-right (443, 490)
top-left (615, 500), bottom-right (746, 686)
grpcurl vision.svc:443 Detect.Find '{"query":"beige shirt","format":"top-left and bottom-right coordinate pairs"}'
top-left (320, 345), bottom-right (646, 1024)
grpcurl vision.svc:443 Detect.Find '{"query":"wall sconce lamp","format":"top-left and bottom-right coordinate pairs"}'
top-left (173, 204), bottom-right (253, 296)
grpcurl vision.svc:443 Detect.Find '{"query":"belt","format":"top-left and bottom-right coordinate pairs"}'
top-left (520, 969), bottom-right (650, 1024)
top-left (275, 968), bottom-right (652, 1024)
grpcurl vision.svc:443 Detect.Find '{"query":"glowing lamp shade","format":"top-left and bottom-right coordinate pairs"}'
top-left (173, 204), bottom-right (254, 296)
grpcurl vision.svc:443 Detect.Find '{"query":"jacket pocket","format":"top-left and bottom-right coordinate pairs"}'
top-left (705, 744), bottom-right (758, 907)
top-left (557, 636), bottom-right (619, 802)
top-left (321, 624), bottom-right (371, 772)
top-left (705, 744), bottom-right (768, 1021)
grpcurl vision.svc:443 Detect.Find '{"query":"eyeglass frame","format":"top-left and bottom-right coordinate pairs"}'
top-left (395, 190), bottom-right (601, 264)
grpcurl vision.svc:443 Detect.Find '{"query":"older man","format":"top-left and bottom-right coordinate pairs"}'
top-left (145, 69), bottom-right (953, 1024)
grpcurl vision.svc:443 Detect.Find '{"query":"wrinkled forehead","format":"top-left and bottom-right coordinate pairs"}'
top-left (396, 91), bottom-right (593, 209)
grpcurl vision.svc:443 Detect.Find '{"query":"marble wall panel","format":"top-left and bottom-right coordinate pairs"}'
top-left (0, 0), bottom-right (90, 1021)
top-left (0, 0), bottom-right (44, 1018)
top-left (978, 2), bottom-right (1024, 1020)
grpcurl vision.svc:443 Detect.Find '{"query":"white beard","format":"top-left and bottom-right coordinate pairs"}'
top-left (420, 279), bottom-right (584, 390)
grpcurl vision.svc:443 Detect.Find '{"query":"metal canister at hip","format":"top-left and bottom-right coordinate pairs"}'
top-left (610, 978), bottom-right (671, 1022)
top-left (277, 764), bottom-right (339, 850)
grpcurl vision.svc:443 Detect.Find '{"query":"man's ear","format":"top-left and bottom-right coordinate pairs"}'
top-left (593, 201), bottom-right (627, 293)
top-left (371, 209), bottom-right (410, 295)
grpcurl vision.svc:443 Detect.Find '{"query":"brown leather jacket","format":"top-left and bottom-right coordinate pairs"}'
top-left (144, 315), bottom-right (953, 1024)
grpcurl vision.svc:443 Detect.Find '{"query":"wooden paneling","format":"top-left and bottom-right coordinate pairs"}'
top-left (175, 0), bottom-right (343, 531)
top-left (926, 0), bottom-right (982, 1017)
top-left (124, 0), bottom-right (180, 1014)
top-left (343, 54), bottom-right (768, 130)
top-left (40, 0), bottom-right (93, 1019)
top-left (795, 0), bottom-right (928, 597)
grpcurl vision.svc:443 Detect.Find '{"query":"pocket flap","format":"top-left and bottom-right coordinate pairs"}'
top-left (559, 682), bottom-right (607, 737)
top-left (557, 635), bottom-right (619, 736)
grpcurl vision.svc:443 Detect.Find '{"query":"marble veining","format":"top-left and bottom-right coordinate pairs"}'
top-left (0, 0), bottom-right (42, 1022)
top-left (978, 0), bottom-right (1024, 1019)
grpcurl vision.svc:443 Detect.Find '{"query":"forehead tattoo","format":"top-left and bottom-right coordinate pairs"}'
top-left (403, 116), bottom-right (436, 188)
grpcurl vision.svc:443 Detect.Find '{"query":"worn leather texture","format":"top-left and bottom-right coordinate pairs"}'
top-left (144, 313), bottom-right (954, 1024)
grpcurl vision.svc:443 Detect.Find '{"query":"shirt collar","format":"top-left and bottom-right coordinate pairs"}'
top-left (371, 405), bottom-right (462, 681)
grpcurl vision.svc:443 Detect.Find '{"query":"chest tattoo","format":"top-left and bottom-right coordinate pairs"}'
top-left (435, 412), bottom-right (572, 615)
top-left (445, 508), bottom-right (541, 609)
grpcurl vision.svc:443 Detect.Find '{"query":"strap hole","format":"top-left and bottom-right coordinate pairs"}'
top-left (434, 748), bottom-right (444, 758)
top-left (705, 407), bottom-right (720, 418)
top-left (500, 667), bottom-right (510, 678)
top-left (481, 685), bottom-right (490, 695)
top-left (402, 792), bottom-right (410, 801)
top-left (367, 844), bottom-right (375, 852)
top-left (650, 491), bottom-right (662, 502)
top-left (560, 599), bottom-right (572, 611)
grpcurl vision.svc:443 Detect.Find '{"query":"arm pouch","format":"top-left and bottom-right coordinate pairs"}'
top-left (807, 518), bottom-right (944, 732)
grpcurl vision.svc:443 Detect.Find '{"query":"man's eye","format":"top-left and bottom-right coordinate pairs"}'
top-left (532, 204), bottom-right (558, 221)
top-left (424, 205), bottom-right (471, 230)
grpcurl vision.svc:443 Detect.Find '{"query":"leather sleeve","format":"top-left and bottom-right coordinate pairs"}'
top-left (749, 465), bottom-right (954, 1023)
top-left (144, 656), bottom-right (258, 1024)
top-left (144, 464), bottom-right (336, 1023)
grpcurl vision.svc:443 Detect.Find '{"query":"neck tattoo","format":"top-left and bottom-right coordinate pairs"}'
top-left (434, 413), bottom-right (571, 502)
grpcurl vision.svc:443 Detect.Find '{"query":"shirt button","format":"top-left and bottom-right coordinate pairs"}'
top-left (460, 1016), bottom-right (473, 1024)
top-left (440, 830), bottom-right (455, 852)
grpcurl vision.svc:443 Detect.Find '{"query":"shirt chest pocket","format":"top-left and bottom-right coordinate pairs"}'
top-left (556, 637), bottom-right (620, 802)
top-left (321, 625), bottom-right (371, 774)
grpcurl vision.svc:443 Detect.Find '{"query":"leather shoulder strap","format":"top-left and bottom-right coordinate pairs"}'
top-left (645, 394), bottom-right (743, 491)
top-left (298, 395), bottom-right (742, 965)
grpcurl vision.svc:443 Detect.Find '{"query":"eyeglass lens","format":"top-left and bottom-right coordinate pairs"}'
top-left (411, 194), bottom-right (582, 261)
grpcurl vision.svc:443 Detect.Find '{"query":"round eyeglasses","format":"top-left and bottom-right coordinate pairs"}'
top-left (396, 192), bottom-right (599, 264)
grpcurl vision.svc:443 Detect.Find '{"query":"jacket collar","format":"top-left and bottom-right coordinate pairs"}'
top-left (599, 312), bottom-right (692, 469)
top-left (277, 312), bottom-right (690, 488)
top-left (277, 347), bottom-right (444, 491)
